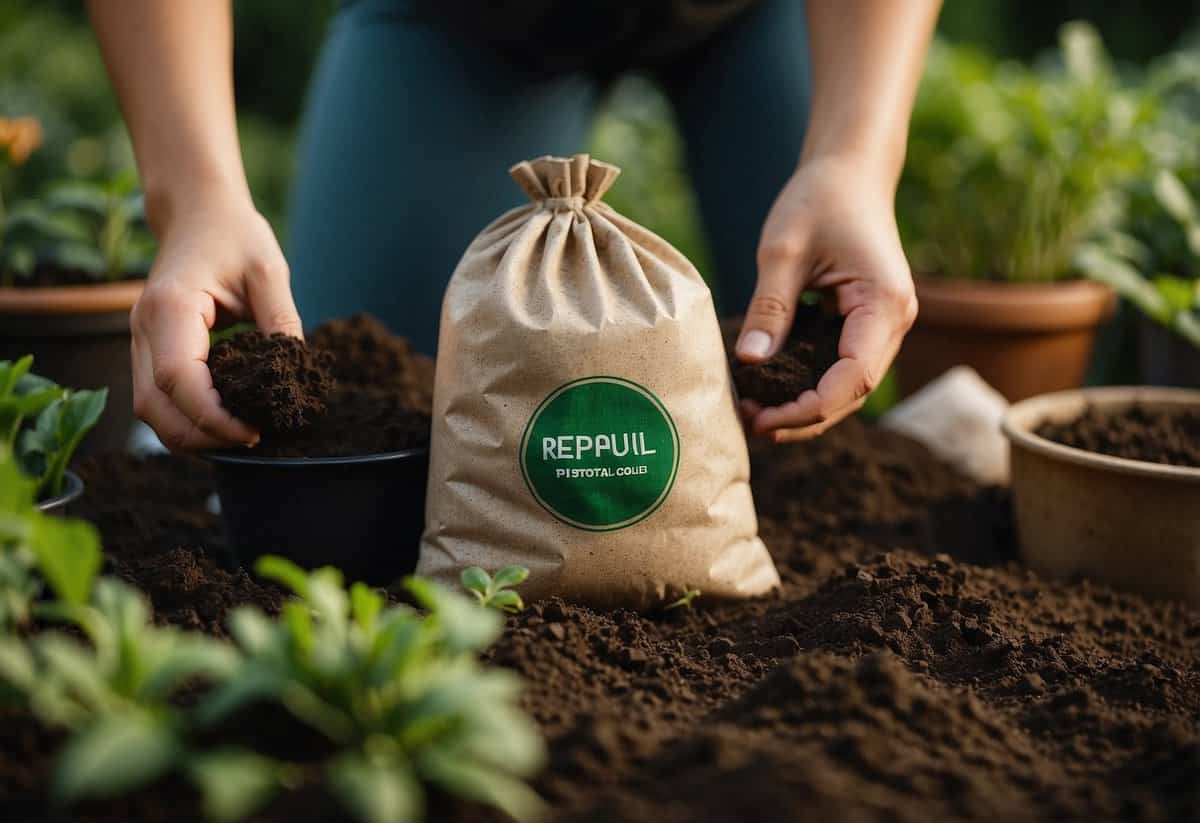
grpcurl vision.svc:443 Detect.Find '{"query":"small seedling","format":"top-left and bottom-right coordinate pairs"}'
top-left (460, 565), bottom-right (530, 614)
top-left (664, 588), bottom-right (701, 611)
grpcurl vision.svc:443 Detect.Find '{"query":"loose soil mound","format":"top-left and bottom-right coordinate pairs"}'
top-left (4, 319), bottom-right (1197, 822)
top-left (731, 304), bottom-right (842, 407)
top-left (1037, 404), bottom-right (1200, 468)
top-left (208, 314), bottom-right (432, 457)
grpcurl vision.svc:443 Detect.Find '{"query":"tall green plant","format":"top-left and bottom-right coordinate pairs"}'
top-left (899, 22), bottom-right (1155, 283)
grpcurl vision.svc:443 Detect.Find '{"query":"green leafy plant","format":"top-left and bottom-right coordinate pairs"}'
top-left (460, 565), bottom-right (529, 614)
top-left (0, 356), bottom-right (106, 499)
top-left (664, 588), bottom-right (701, 612)
top-left (0, 447), bottom-right (100, 632)
top-left (1077, 167), bottom-right (1200, 347)
top-left (0, 577), bottom-right (237, 805)
top-left (1, 172), bottom-right (154, 285)
top-left (898, 22), bottom-right (1155, 283)
top-left (196, 556), bottom-right (546, 823)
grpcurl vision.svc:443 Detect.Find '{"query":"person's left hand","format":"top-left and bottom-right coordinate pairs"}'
top-left (734, 154), bottom-right (918, 443)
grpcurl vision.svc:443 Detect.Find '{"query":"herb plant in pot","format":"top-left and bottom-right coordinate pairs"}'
top-left (0, 355), bottom-right (107, 514)
top-left (0, 171), bottom-right (153, 453)
top-left (894, 24), bottom-right (1146, 401)
top-left (205, 316), bottom-right (434, 585)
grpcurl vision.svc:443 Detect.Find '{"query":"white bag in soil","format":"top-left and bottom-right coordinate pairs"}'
top-left (418, 154), bottom-right (779, 609)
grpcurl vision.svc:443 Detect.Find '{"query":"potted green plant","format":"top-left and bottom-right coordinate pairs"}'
top-left (0, 164), bottom-right (152, 453)
top-left (894, 23), bottom-right (1152, 401)
top-left (1, 355), bottom-right (107, 512)
top-left (1077, 165), bottom-right (1200, 387)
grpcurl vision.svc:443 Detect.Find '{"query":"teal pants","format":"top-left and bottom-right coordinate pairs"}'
top-left (288, 0), bottom-right (812, 353)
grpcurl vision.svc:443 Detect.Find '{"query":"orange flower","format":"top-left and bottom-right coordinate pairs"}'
top-left (0, 117), bottom-right (43, 165)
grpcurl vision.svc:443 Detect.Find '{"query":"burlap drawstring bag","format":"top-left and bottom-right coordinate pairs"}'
top-left (418, 154), bottom-right (779, 610)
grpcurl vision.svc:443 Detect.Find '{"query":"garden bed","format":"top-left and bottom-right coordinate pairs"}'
top-left (1, 327), bottom-right (1197, 822)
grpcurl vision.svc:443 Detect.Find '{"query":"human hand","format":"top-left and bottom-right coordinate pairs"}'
top-left (734, 155), bottom-right (918, 443)
top-left (131, 188), bottom-right (301, 451)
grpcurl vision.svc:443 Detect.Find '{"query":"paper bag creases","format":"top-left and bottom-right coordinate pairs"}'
top-left (418, 153), bottom-right (779, 610)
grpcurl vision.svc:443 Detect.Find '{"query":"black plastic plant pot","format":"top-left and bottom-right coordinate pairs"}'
top-left (35, 470), bottom-right (84, 517)
top-left (206, 448), bottom-right (430, 585)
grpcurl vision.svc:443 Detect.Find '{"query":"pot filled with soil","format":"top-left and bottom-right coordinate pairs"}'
top-left (207, 315), bottom-right (433, 584)
top-left (1001, 385), bottom-right (1200, 605)
top-left (896, 278), bottom-right (1116, 403)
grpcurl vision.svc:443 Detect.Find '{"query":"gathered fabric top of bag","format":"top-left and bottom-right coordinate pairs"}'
top-left (509, 154), bottom-right (622, 212)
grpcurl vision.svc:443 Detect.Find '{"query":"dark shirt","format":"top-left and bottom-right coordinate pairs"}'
top-left (413, 0), bottom-right (761, 73)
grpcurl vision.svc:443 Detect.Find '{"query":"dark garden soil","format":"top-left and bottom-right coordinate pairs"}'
top-left (730, 303), bottom-right (843, 407)
top-left (1037, 404), bottom-right (1200, 468)
top-left (1, 318), bottom-right (1197, 822)
top-left (209, 315), bottom-right (433, 458)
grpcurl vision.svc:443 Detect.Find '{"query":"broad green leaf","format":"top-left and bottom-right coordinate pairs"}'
top-left (487, 589), bottom-right (524, 614)
top-left (1153, 274), bottom-right (1196, 314)
top-left (418, 748), bottom-right (546, 823)
top-left (350, 582), bottom-right (384, 632)
top-left (1154, 168), bottom-right (1198, 225)
top-left (188, 749), bottom-right (283, 823)
top-left (460, 567), bottom-right (490, 596)
top-left (1077, 245), bottom-right (1168, 319)
top-left (53, 713), bottom-right (180, 801)
top-left (228, 607), bottom-right (277, 655)
top-left (45, 242), bottom-right (107, 276)
top-left (0, 453), bottom-right (37, 512)
top-left (307, 568), bottom-right (350, 636)
top-left (36, 634), bottom-right (113, 710)
top-left (329, 753), bottom-right (422, 823)
top-left (282, 602), bottom-right (315, 656)
top-left (0, 356), bottom-right (33, 398)
top-left (44, 182), bottom-right (111, 217)
top-left (255, 555), bottom-right (311, 598)
top-left (404, 578), bottom-right (502, 655)
top-left (194, 666), bottom-right (286, 726)
top-left (141, 636), bottom-right (240, 700)
top-left (490, 565), bottom-right (530, 590)
top-left (0, 636), bottom-right (36, 692)
top-left (21, 388), bottom-right (107, 499)
top-left (27, 516), bottom-right (101, 605)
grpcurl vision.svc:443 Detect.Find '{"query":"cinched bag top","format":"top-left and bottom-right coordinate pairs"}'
top-left (509, 153), bottom-right (621, 210)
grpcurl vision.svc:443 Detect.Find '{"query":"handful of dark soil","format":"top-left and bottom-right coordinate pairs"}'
top-left (1036, 403), bottom-right (1200, 468)
top-left (210, 314), bottom-right (432, 458)
top-left (729, 304), bottom-right (842, 407)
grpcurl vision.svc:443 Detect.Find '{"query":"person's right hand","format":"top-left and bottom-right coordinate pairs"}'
top-left (131, 189), bottom-right (302, 451)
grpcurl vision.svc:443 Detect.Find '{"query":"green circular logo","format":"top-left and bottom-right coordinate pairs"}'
top-left (520, 376), bottom-right (679, 531)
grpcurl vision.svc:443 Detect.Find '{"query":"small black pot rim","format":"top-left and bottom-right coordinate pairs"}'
top-left (35, 469), bottom-right (84, 513)
top-left (204, 445), bottom-right (430, 468)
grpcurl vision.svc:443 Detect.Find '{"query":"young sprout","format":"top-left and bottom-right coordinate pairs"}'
top-left (460, 565), bottom-right (530, 614)
top-left (665, 588), bottom-right (701, 611)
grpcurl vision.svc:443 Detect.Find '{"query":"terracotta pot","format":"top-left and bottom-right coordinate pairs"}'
top-left (896, 278), bottom-right (1116, 402)
top-left (1001, 386), bottom-right (1200, 606)
top-left (0, 280), bottom-right (143, 454)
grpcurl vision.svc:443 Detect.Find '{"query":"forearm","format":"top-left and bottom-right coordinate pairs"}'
top-left (86, 0), bottom-right (249, 232)
top-left (802, 0), bottom-right (941, 187)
